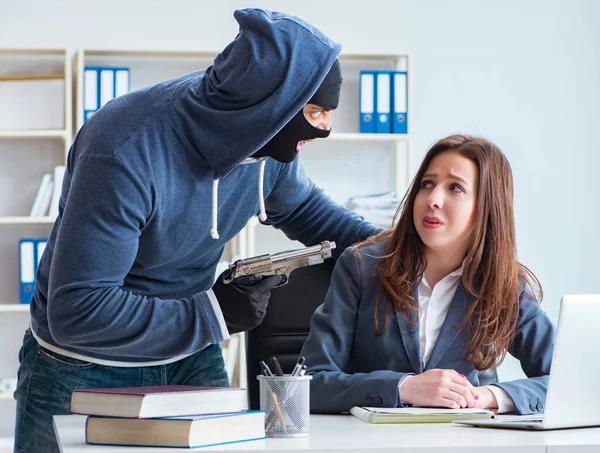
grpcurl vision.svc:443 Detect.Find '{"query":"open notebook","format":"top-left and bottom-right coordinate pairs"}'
top-left (350, 406), bottom-right (495, 424)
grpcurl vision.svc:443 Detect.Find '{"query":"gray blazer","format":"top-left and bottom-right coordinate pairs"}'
top-left (300, 241), bottom-right (555, 415)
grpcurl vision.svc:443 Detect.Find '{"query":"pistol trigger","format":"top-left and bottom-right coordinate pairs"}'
top-left (221, 269), bottom-right (233, 284)
top-left (247, 275), bottom-right (263, 286)
top-left (275, 274), bottom-right (289, 287)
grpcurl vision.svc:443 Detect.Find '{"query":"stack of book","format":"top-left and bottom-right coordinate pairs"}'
top-left (70, 385), bottom-right (265, 448)
top-left (29, 165), bottom-right (66, 218)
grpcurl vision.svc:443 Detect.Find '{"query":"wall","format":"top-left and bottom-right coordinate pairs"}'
top-left (1, 0), bottom-right (599, 380)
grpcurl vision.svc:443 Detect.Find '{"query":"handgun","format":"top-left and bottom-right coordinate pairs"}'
top-left (221, 241), bottom-right (336, 287)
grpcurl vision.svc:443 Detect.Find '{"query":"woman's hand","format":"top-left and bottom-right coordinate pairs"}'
top-left (468, 385), bottom-right (499, 410)
top-left (400, 369), bottom-right (478, 409)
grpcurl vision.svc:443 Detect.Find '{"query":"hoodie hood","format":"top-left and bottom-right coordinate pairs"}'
top-left (172, 8), bottom-right (342, 178)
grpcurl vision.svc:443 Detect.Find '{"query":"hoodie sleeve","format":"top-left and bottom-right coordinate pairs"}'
top-left (45, 154), bottom-right (229, 360)
top-left (264, 158), bottom-right (382, 250)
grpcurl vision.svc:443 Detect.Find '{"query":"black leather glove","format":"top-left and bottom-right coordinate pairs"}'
top-left (211, 272), bottom-right (284, 334)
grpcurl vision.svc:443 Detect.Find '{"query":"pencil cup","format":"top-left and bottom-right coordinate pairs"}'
top-left (257, 375), bottom-right (312, 438)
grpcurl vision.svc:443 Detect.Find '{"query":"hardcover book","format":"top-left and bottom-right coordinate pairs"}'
top-left (85, 410), bottom-right (266, 448)
top-left (70, 385), bottom-right (247, 418)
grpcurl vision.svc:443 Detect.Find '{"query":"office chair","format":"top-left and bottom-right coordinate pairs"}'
top-left (245, 259), bottom-right (498, 409)
top-left (246, 259), bottom-right (337, 409)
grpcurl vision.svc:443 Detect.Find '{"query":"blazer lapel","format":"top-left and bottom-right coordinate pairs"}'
top-left (395, 288), bottom-right (422, 373)
top-left (425, 281), bottom-right (469, 370)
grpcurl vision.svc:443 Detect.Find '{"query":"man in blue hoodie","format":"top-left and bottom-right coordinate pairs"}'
top-left (14, 8), bottom-right (381, 452)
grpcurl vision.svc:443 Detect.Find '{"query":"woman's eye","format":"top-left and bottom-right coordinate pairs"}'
top-left (450, 183), bottom-right (465, 193)
top-left (420, 180), bottom-right (433, 189)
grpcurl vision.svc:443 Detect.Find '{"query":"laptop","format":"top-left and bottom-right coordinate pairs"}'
top-left (454, 294), bottom-right (600, 430)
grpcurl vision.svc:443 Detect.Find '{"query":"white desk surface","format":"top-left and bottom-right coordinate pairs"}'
top-left (54, 414), bottom-right (600, 453)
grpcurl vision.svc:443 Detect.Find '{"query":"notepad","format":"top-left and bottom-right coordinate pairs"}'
top-left (350, 406), bottom-right (495, 424)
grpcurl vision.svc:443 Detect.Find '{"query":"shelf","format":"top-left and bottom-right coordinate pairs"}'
top-left (81, 49), bottom-right (219, 59)
top-left (0, 73), bottom-right (64, 82)
top-left (0, 304), bottom-right (29, 313)
top-left (0, 216), bottom-right (55, 225)
top-left (0, 129), bottom-right (67, 140)
top-left (329, 132), bottom-right (408, 142)
top-left (79, 50), bottom-right (406, 62)
top-left (341, 52), bottom-right (408, 61)
top-left (0, 48), bottom-right (66, 56)
top-left (246, 214), bottom-right (393, 229)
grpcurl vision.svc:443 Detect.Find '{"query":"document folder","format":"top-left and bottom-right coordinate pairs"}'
top-left (84, 67), bottom-right (130, 123)
top-left (392, 71), bottom-right (408, 134)
top-left (83, 68), bottom-right (99, 123)
top-left (359, 71), bottom-right (376, 133)
top-left (375, 71), bottom-right (392, 133)
top-left (19, 239), bottom-right (35, 304)
top-left (19, 238), bottom-right (48, 303)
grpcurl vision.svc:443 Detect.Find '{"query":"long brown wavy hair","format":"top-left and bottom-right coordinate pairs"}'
top-left (360, 134), bottom-right (542, 370)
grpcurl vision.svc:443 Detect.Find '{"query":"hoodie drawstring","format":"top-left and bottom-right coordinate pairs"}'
top-left (258, 159), bottom-right (267, 221)
top-left (210, 157), bottom-right (267, 240)
top-left (210, 178), bottom-right (220, 239)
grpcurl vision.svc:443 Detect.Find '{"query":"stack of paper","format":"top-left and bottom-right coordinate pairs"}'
top-left (345, 191), bottom-right (400, 219)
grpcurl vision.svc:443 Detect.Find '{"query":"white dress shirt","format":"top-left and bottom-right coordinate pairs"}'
top-left (399, 266), bottom-right (515, 413)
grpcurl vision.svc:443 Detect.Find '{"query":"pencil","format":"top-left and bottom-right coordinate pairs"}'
top-left (267, 383), bottom-right (287, 433)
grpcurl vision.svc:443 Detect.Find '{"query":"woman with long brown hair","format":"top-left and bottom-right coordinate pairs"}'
top-left (301, 134), bottom-right (555, 414)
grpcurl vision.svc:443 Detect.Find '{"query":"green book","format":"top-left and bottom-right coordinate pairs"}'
top-left (350, 406), bottom-right (495, 424)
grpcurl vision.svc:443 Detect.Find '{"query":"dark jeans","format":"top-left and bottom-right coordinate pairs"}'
top-left (14, 329), bottom-right (229, 453)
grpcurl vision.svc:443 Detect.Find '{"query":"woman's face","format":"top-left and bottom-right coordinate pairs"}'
top-left (413, 151), bottom-right (479, 258)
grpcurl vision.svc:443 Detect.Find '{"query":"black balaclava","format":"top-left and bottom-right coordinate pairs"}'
top-left (252, 60), bottom-right (342, 163)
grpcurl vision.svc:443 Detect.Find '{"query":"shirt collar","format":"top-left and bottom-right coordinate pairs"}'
top-left (419, 260), bottom-right (465, 290)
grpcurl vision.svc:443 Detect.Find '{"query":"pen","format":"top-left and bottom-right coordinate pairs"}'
top-left (260, 360), bottom-right (274, 376)
top-left (271, 356), bottom-right (284, 376)
top-left (266, 384), bottom-right (287, 433)
top-left (299, 365), bottom-right (307, 376)
top-left (291, 356), bottom-right (306, 377)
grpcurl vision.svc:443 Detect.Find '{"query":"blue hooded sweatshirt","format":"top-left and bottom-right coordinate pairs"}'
top-left (30, 9), bottom-right (380, 363)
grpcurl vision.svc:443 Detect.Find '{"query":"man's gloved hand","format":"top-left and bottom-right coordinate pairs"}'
top-left (211, 272), bottom-right (284, 334)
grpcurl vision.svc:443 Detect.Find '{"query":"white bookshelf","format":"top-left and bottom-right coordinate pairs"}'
top-left (330, 132), bottom-right (408, 141)
top-left (0, 49), bottom-right (71, 437)
top-left (0, 129), bottom-right (68, 139)
top-left (73, 48), bottom-right (219, 133)
top-left (0, 305), bottom-right (29, 313)
top-left (0, 47), bottom-right (71, 301)
top-left (0, 216), bottom-right (55, 225)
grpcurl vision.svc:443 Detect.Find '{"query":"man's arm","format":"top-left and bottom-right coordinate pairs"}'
top-left (264, 158), bottom-right (383, 251)
top-left (45, 154), bottom-right (228, 360)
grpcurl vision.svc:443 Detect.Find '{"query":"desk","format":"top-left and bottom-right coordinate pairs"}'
top-left (54, 414), bottom-right (600, 453)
